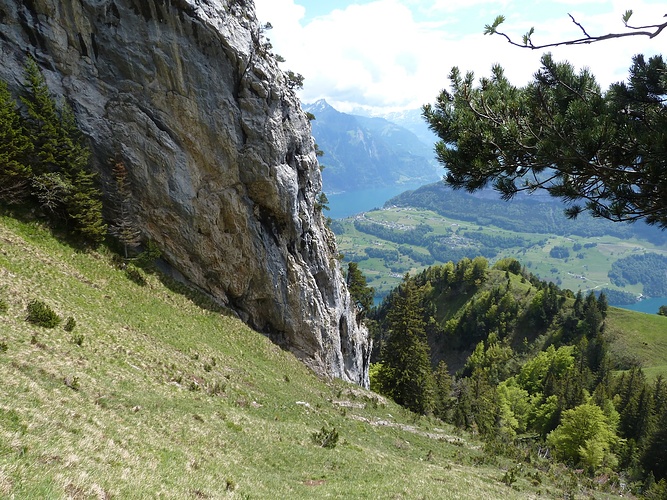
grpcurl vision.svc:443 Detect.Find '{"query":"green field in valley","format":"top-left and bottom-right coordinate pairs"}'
top-left (333, 206), bottom-right (667, 303)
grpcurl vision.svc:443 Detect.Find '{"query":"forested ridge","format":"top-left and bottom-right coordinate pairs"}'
top-left (609, 254), bottom-right (667, 297)
top-left (363, 257), bottom-right (667, 496)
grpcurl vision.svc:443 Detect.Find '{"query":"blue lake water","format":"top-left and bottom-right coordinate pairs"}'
top-left (327, 184), bottom-right (425, 219)
top-left (617, 297), bottom-right (667, 315)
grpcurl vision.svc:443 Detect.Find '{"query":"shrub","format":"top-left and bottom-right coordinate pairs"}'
top-left (125, 265), bottom-right (147, 286)
top-left (0, 298), bottom-right (8, 314)
top-left (26, 299), bottom-right (61, 328)
top-left (311, 426), bottom-right (339, 449)
top-left (64, 316), bottom-right (76, 332)
top-left (71, 332), bottom-right (84, 347)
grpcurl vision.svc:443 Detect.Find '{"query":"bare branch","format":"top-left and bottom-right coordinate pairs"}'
top-left (490, 12), bottom-right (667, 49)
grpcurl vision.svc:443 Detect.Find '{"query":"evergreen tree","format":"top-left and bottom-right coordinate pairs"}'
top-left (20, 58), bottom-right (106, 245)
top-left (423, 53), bottom-right (667, 227)
top-left (20, 57), bottom-right (62, 176)
top-left (0, 80), bottom-right (32, 204)
top-left (376, 275), bottom-right (435, 414)
top-left (346, 262), bottom-right (374, 319)
top-left (65, 167), bottom-right (107, 245)
top-left (642, 404), bottom-right (667, 481)
top-left (433, 360), bottom-right (453, 421)
top-left (109, 159), bottom-right (141, 258)
top-left (597, 292), bottom-right (608, 318)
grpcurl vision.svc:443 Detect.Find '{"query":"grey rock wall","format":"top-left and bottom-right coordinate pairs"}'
top-left (0, 0), bottom-right (370, 386)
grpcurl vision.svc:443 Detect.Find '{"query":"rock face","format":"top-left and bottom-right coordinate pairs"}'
top-left (0, 0), bottom-right (370, 386)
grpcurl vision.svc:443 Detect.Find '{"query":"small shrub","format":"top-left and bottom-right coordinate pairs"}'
top-left (64, 374), bottom-right (80, 391)
top-left (0, 298), bottom-right (8, 314)
top-left (71, 332), bottom-right (84, 347)
top-left (136, 240), bottom-right (161, 269)
top-left (207, 380), bottom-right (226, 396)
top-left (0, 339), bottom-right (7, 353)
top-left (311, 426), bottom-right (339, 449)
top-left (26, 299), bottom-right (61, 328)
top-left (502, 464), bottom-right (523, 487)
top-left (125, 265), bottom-right (147, 286)
top-left (64, 316), bottom-right (76, 332)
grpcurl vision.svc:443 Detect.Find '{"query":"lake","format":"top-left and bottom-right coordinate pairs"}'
top-left (617, 297), bottom-right (667, 315)
top-left (327, 183), bottom-right (426, 219)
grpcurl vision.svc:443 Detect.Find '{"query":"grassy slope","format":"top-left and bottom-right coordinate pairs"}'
top-left (606, 307), bottom-right (667, 378)
top-left (0, 216), bottom-right (624, 499)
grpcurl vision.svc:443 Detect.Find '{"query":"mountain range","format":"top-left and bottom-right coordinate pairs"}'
top-left (303, 100), bottom-right (441, 194)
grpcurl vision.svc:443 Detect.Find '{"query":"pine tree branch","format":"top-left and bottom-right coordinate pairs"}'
top-left (489, 13), bottom-right (667, 49)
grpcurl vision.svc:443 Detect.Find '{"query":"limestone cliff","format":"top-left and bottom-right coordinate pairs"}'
top-left (0, 0), bottom-right (370, 386)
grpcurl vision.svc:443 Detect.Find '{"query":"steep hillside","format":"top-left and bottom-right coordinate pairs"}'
top-left (304, 100), bottom-right (440, 193)
top-left (372, 260), bottom-right (667, 376)
top-left (369, 261), bottom-right (667, 493)
top-left (0, 0), bottom-right (369, 384)
top-left (0, 216), bottom-right (622, 499)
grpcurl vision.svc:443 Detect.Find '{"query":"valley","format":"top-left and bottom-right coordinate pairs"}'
top-left (331, 187), bottom-right (667, 313)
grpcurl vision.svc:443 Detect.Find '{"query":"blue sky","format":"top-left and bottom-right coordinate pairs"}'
top-left (254, 0), bottom-right (665, 114)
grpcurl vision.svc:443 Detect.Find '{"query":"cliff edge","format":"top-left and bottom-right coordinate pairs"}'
top-left (0, 0), bottom-right (370, 386)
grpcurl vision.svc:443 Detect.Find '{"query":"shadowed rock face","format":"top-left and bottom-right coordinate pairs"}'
top-left (0, 0), bottom-right (370, 386)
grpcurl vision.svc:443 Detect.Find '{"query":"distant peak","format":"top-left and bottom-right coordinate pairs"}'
top-left (305, 99), bottom-right (335, 113)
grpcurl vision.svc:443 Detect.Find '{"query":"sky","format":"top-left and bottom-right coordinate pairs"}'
top-left (253, 0), bottom-right (665, 115)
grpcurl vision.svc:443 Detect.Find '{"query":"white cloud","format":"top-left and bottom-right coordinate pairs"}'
top-left (254, 0), bottom-right (665, 114)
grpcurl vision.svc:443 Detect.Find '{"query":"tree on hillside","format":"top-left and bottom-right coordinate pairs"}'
top-left (0, 81), bottom-right (32, 204)
top-left (547, 402), bottom-right (620, 472)
top-left (20, 58), bottom-right (106, 245)
top-left (423, 12), bottom-right (667, 227)
top-left (109, 158), bottom-right (142, 258)
top-left (21, 57), bottom-right (63, 177)
top-left (346, 262), bottom-right (374, 319)
top-left (375, 275), bottom-right (435, 414)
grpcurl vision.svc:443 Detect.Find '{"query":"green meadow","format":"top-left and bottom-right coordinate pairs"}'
top-left (0, 215), bottom-right (633, 498)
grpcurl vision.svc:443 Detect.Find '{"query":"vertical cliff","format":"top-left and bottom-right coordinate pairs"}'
top-left (0, 0), bottom-right (370, 386)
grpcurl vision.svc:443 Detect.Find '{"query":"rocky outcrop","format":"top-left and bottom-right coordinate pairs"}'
top-left (0, 0), bottom-right (370, 386)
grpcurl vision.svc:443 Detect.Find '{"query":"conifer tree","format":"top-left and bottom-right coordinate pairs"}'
top-left (376, 275), bottom-right (435, 414)
top-left (642, 404), bottom-right (667, 481)
top-left (346, 262), bottom-right (374, 319)
top-left (66, 168), bottom-right (107, 245)
top-left (0, 80), bottom-right (32, 204)
top-left (20, 58), bottom-right (106, 245)
top-left (20, 57), bottom-right (62, 176)
top-left (433, 360), bottom-right (453, 421)
top-left (424, 53), bottom-right (667, 227)
top-left (59, 102), bottom-right (107, 245)
top-left (109, 159), bottom-right (141, 258)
